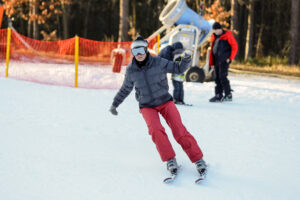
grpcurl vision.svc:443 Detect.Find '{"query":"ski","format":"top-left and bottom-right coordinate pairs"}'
top-left (163, 174), bottom-right (177, 183)
top-left (181, 103), bottom-right (193, 106)
top-left (195, 174), bottom-right (205, 184)
top-left (195, 168), bottom-right (207, 184)
top-left (175, 103), bottom-right (193, 106)
top-left (163, 165), bottom-right (181, 184)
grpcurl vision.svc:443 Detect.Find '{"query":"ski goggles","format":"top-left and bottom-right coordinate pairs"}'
top-left (131, 47), bottom-right (147, 56)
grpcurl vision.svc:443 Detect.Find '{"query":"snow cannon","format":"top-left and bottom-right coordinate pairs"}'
top-left (151, 0), bottom-right (214, 83)
top-left (159, 0), bottom-right (211, 37)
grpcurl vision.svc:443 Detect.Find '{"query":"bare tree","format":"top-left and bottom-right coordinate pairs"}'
top-left (27, 0), bottom-right (33, 37)
top-left (83, 0), bottom-right (92, 38)
top-left (244, 0), bottom-right (254, 60)
top-left (289, 0), bottom-right (300, 65)
top-left (118, 0), bottom-right (129, 42)
top-left (61, 0), bottom-right (69, 39)
top-left (230, 0), bottom-right (239, 33)
top-left (128, 0), bottom-right (137, 40)
top-left (231, 0), bottom-right (239, 58)
top-left (32, 0), bottom-right (39, 39)
top-left (255, 1), bottom-right (265, 58)
top-left (27, 0), bottom-right (39, 39)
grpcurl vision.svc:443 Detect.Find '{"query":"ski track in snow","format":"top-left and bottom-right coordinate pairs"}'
top-left (0, 62), bottom-right (300, 200)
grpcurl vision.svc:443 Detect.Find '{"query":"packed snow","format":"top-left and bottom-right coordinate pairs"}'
top-left (0, 63), bottom-right (300, 200)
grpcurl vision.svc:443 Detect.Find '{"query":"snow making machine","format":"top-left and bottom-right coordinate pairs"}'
top-left (150, 0), bottom-right (215, 82)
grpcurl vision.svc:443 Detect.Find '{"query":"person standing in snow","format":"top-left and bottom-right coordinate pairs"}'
top-left (109, 36), bottom-right (207, 177)
top-left (158, 42), bottom-right (187, 105)
top-left (209, 22), bottom-right (238, 102)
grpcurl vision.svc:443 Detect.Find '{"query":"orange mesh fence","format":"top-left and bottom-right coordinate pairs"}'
top-left (147, 35), bottom-right (158, 51)
top-left (10, 31), bottom-right (76, 64)
top-left (0, 28), bottom-right (159, 88)
top-left (0, 28), bottom-right (159, 65)
top-left (78, 37), bottom-right (132, 65)
top-left (0, 28), bottom-right (6, 60)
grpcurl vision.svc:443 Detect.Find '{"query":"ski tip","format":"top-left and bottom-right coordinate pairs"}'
top-left (195, 176), bottom-right (205, 184)
top-left (195, 177), bottom-right (204, 184)
top-left (163, 177), bottom-right (174, 183)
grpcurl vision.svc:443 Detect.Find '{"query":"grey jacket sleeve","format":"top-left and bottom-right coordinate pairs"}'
top-left (112, 68), bottom-right (134, 108)
top-left (160, 56), bottom-right (192, 74)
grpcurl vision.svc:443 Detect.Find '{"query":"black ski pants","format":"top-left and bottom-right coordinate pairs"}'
top-left (172, 80), bottom-right (184, 102)
top-left (214, 61), bottom-right (231, 96)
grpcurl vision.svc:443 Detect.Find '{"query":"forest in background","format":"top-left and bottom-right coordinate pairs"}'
top-left (1, 0), bottom-right (300, 66)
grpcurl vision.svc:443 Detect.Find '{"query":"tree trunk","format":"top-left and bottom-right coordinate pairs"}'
top-left (255, 0), bottom-right (264, 58)
top-left (27, 0), bottom-right (32, 37)
top-left (131, 0), bottom-right (136, 40)
top-left (244, 0), bottom-right (254, 60)
top-left (231, 0), bottom-right (239, 58)
top-left (289, 0), bottom-right (300, 65)
top-left (241, 3), bottom-right (248, 60)
top-left (61, 1), bottom-right (69, 39)
top-left (56, 14), bottom-right (61, 39)
top-left (255, 24), bottom-right (264, 57)
top-left (83, 0), bottom-right (92, 39)
top-left (230, 0), bottom-right (238, 32)
top-left (32, 0), bottom-right (39, 39)
top-left (118, 0), bottom-right (129, 42)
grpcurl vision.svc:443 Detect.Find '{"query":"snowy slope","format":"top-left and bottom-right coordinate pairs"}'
top-left (0, 67), bottom-right (300, 200)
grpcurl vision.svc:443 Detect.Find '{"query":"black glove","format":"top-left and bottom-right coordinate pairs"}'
top-left (109, 105), bottom-right (118, 115)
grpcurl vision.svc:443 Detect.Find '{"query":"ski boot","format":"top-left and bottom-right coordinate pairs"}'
top-left (195, 158), bottom-right (207, 177)
top-left (209, 94), bottom-right (223, 102)
top-left (166, 158), bottom-right (178, 175)
top-left (222, 93), bottom-right (232, 102)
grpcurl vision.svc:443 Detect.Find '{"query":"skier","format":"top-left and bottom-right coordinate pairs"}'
top-left (109, 36), bottom-right (207, 179)
top-left (158, 42), bottom-right (187, 105)
top-left (209, 22), bottom-right (238, 102)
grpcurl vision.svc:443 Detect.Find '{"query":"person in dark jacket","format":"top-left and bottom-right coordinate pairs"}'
top-left (209, 22), bottom-right (238, 102)
top-left (158, 42), bottom-right (186, 105)
top-left (109, 36), bottom-right (207, 177)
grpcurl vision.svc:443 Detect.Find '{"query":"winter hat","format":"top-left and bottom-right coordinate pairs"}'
top-left (171, 42), bottom-right (184, 50)
top-left (212, 22), bottom-right (222, 30)
top-left (171, 42), bottom-right (184, 55)
top-left (131, 36), bottom-right (148, 49)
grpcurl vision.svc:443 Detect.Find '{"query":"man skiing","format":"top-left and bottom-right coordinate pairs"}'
top-left (158, 42), bottom-right (187, 105)
top-left (209, 22), bottom-right (238, 102)
top-left (109, 36), bottom-right (207, 180)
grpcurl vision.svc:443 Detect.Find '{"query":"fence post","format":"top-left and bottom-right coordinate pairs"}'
top-left (5, 28), bottom-right (11, 78)
top-left (157, 34), bottom-right (160, 53)
top-left (74, 35), bottom-right (79, 88)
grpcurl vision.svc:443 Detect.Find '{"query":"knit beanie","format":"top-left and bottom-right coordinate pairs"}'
top-left (171, 42), bottom-right (183, 50)
top-left (212, 22), bottom-right (222, 30)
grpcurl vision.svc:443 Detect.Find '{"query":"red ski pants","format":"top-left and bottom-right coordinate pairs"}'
top-left (140, 101), bottom-right (203, 163)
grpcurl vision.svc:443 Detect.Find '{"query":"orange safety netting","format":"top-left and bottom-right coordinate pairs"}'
top-left (0, 28), bottom-right (6, 60)
top-left (0, 6), bottom-right (3, 29)
top-left (0, 28), bottom-right (159, 88)
top-left (0, 28), bottom-right (158, 66)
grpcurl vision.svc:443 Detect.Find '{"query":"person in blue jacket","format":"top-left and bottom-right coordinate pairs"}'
top-left (158, 42), bottom-right (187, 104)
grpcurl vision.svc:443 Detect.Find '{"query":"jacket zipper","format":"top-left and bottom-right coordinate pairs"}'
top-left (142, 69), bottom-right (154, 101)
